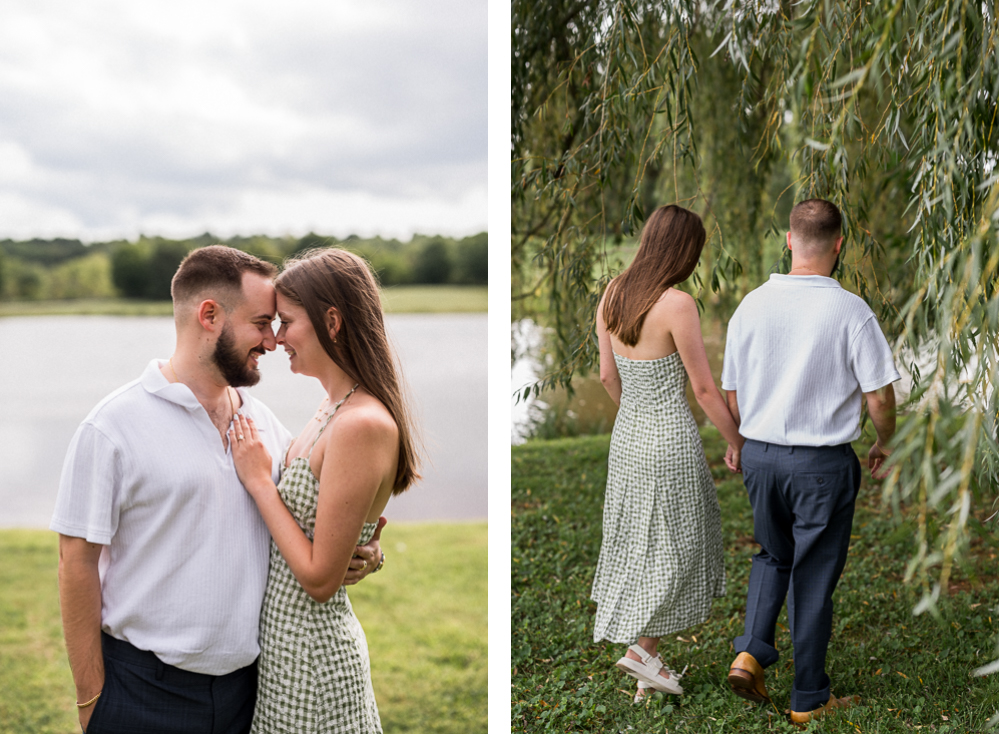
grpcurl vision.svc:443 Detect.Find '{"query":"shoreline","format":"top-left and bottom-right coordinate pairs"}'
top-left (0, 285), bottom-right (488, 317)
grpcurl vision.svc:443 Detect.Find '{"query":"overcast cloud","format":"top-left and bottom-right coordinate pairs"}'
top-left (0, 0), bottom-right (486, 241)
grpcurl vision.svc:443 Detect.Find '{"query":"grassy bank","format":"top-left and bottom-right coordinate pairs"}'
top-left (0, 522), bottom-right (487, 734)
top-left (379, 284), bottom-right (487, 313)
top-left (512, 431), bottom-right (998, 733)
top-left (0, 285), bottom-right (487, 318)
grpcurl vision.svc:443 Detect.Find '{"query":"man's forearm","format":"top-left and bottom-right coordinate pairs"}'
top-left (866, 384), bottom-right (897, 447)
top-left (58, 536), bottom-right (105, 702)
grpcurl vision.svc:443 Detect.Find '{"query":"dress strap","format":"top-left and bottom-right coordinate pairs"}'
top-left (307, 383), bottom-right (359, 458)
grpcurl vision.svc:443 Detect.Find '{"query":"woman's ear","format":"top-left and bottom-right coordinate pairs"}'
top-left (325, 307), bottom-right (342, 343)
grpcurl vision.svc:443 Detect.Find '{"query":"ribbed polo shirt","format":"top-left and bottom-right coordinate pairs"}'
top-left (721, 274), bottom-right (900, 446)
top-left (51, 359), bottom-right (293, 675)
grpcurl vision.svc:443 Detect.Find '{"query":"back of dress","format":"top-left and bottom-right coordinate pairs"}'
top-left (591, 350), bottom-right (725, 644)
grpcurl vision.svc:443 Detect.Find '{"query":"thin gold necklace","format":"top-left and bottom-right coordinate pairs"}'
top-left (314, 383), bottom-right (359, 422)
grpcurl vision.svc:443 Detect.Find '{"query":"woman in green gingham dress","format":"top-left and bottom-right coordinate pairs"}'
top-left (593, 205), bottom-right (743, 701)
top-left (230, 248), bottom-right (420, 733)
top-left (252, 401), bottom-right (381, 732)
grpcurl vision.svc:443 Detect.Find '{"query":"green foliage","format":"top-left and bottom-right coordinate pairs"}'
top-left (414, 237), bottom-right (453, 284)
top-left (2, 231), bottom-right (489, 304)
top-left (456, 232), bottom-right (489, 285)
top-left (48, 253), bottom-right (115, 300)
top-left (0, 238), bottom-right (87, 266)
top-left (291, 231), bottom-right (337, 260)
top-left (3, 259), bottom-right (47, 301)
top-left (511, 431), bottom-right (998, 733)
top-left (0, 523), bottom-right (486, 734)
top-left (110, 242), bottom-right (152, 299)
top-left (512, 0), bottom-right (998, 619)
top-left (144, 240), bottom-right (190, 300)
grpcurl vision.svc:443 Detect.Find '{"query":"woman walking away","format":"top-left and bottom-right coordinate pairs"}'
top-left (592, 204), bottom-right (742, 702)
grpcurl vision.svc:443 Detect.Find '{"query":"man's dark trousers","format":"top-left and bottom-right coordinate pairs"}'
top-left (83, 632), bottom-right (257, 734)
top-left (733, 440), bottom-right (861, 712)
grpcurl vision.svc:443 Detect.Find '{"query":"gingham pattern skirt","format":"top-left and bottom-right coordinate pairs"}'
top-left (591, 351), bottom-right (725, 644)
top-left (252, 456), bottom-right (382, 734)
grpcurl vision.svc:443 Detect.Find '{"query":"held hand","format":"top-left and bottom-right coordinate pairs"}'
top-left (228, 414), bottom-right (274, 497)
top-left (344, 516), bottom-right (387, 586)
top-left (724, 444), bottom-right (742, 473)
top-left (868, 442), bottom-right (891, 479)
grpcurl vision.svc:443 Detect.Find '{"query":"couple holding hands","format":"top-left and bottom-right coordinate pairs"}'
top-left (592, 199), bottom-right (899, 725)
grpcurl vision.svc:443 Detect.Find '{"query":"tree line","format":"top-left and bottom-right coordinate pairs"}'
top-left (0, 231), bottom-right (488, 301)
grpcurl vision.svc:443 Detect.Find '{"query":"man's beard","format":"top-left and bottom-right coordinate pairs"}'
top-left (212, 325), bottom-right (263, 387)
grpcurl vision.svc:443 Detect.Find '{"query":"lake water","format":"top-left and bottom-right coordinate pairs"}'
top-left (511, 318), bottom-right (726, 442)
top-left (0, 313), bottom-right (486, 527)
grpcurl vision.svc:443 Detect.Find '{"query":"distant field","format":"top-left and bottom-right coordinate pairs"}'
top-left (379, 285), bottom-right (487, 313)
top-left (0, 299), bottom-right (174, 317)
top-left (0, 522), bottom-right (486, 734)
top-left (0, 285), bottom-right (487, 318)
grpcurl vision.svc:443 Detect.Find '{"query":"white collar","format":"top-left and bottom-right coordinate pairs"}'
top-left (767, 273), bottom-right (842, 289)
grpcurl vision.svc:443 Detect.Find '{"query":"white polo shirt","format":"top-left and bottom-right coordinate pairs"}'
top-left (721, 274), bottom-right (900, 446)
top-left (51, 359), bottom-right (292, 675)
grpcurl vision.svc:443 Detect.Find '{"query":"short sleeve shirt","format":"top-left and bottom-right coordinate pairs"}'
top-left (721, 274), bottom-right (900, 446)
top-left (50, 360), bottom-right (293, 675)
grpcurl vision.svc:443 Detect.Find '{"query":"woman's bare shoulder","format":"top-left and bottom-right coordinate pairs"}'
top-left (650, 287), bottom-right (695, 315)
top-left (312, 394), bottom-right (398, 480)
top-left (330, 394), bottom-right (398, 444)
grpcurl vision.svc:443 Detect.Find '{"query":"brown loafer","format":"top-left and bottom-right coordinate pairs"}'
top-left (727, 652), bottom-right (770, 703)
top-left (789, 693), bottom-right (861, 724)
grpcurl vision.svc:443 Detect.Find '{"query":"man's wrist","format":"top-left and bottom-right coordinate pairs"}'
top-left (76, 690), bottom-right (102, 708)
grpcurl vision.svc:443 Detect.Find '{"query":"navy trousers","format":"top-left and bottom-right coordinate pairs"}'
top-left (733, 440), bottom-right (861, 712)
top-left (84, 632), bottom-right (257, 734)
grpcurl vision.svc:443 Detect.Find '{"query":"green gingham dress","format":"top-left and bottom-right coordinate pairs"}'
top-left (591, 351), bottom-right (725, 644)
top-left (252, 404), bottom-right (382, 734)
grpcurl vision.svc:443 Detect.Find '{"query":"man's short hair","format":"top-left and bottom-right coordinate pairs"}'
top-left (789, 199), bottom-right (842, 246)
top-left (171, 246), bottom-right (277, 308)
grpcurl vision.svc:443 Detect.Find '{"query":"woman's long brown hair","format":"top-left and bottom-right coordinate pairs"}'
top-left (276, 248), bottom-right (420, 494)
top-left (602, 205), bottom-right (706, 346)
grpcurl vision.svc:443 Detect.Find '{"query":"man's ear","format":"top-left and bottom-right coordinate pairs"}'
top-left (833, 236), bottom-right (844, 255)
top-left (196, 299), bottom-right (224, 332)
top-left (325, 307), bottom-right (342, 342)
top-left (786, 231), bottom-right (793, 252)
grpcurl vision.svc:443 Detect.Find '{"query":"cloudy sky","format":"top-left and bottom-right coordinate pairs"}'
top-left (0, 0), bottom-right (486, 242)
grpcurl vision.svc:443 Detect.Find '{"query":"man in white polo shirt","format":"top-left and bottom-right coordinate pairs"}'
top-left (720, 200), bottom-right (899, 725)
top-left (52, 247), bottom-right (382, 734)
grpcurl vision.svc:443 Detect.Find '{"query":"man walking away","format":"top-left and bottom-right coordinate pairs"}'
top-left (720, 199), bottom-right (899, 725)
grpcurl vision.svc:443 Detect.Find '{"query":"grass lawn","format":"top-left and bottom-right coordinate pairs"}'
top-left (0, 286), bottom-right (487, 319)
top-left (0, 522), bottom-right (486, 734)
top-left (512, 430), bottom-right (998, 733)
top-left (379, 285), bottom-right (487, 313)
top-left (0, 299), bottom-right (175, 317)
